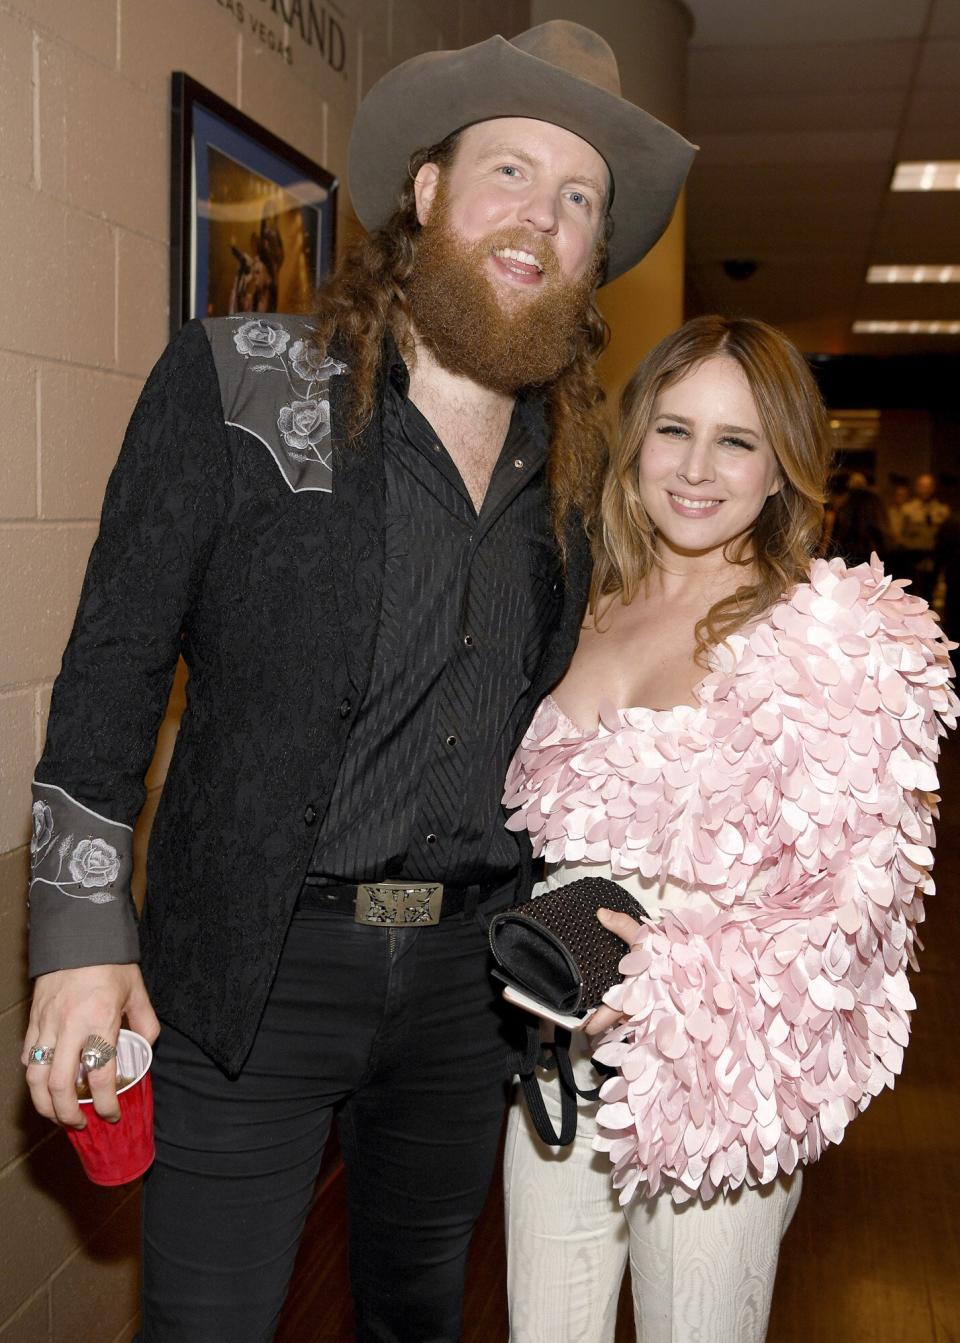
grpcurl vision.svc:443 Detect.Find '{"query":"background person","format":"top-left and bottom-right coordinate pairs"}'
top-left (21, 22), bottom-right (694, 1343)
top-left (899, 471), bottom-right (950, 600)
top-left (828, 470), bottom-right (892, 565)
top-left (934, 512), bottom-right (960, 641)
top-left (502, 316), bottom-right (955, 1343)
top-left (887, 479), bottom-right (912, 544)
top-left (886, 478), bottom-right (914, 583)
top-left (818, 468), bottom-right (849, 556)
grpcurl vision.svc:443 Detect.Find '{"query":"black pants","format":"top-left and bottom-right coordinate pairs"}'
top-left (139, 899), bottom-right (518, 1342)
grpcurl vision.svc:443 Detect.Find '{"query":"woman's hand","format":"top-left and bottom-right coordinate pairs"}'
top-left (583, 907), bottom-right (645, 1036)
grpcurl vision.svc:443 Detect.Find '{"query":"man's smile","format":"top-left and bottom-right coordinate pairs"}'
top-left (492, 246), bottom-right (545, 273)
top-left (490, 246), bottom-right (547, 285)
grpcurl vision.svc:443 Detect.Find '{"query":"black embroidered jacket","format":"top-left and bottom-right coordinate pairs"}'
top-left (28, 315), bottom-right (593, 1074)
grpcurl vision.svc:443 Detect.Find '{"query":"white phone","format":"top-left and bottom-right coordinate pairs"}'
top-left (501, 983), bottom-right (595, 1032)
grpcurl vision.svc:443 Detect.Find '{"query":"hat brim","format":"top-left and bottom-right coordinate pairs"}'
top-left (348, 35), bottom-right (696, 284)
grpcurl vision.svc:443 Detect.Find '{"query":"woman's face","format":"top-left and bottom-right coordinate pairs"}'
top-left (637, 355), bottom-right (783, 561)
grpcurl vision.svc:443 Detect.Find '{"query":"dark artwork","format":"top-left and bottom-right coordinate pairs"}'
top-left (205, 146), bottom-right (320, 316)
top-left (171, 73), bottom-right (336, 332)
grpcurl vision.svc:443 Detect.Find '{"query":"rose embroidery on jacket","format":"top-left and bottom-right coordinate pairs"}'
top-left (288, 340), bottom-right (346, 383)
top-left (232, 318), bottom-right (290, 359)
top-left (29, 808), bottom-right (119, 904)
top-left (277, 399), bottom-right (331, 461)
top-left (68, 837), bottom-right (121, 889)
top-left (31, 801), bottom-right (54, 859)
top-left (228, 318), bottom-right (347, 483)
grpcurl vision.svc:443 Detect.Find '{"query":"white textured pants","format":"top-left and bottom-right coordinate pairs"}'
top-left (503, 1043), bottom-right (802, 1343)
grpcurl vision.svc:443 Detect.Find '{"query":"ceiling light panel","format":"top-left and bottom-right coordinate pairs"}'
top-left (867, 265), bottom-right (960, 283)
top-left (853, 320), bottom-right (960, 334)
top-left (891, 161), bottom-right (960, 190)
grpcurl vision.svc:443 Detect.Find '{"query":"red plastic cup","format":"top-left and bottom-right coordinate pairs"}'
top-left (66, 1028), bottom-right (155, 1186)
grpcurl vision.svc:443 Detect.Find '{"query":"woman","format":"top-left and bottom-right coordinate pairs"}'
top-left (502, 316), bottom-right (956, 1342)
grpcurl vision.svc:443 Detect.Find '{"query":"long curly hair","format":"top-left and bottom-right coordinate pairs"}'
top-left (591, 315), bottom-right (831, 660)
top-left (309, 132), bottom-right (610, 542)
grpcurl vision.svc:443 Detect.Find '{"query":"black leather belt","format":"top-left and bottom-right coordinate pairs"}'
top-left (297, 879), bottom-right (512, 926)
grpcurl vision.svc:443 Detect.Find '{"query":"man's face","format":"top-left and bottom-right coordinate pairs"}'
top-left (915, 474), bottom-right (936, 502)
top-left (415, 117), bottom-right (609, 298)
top-left (404, 118), bottom-right (609, 392)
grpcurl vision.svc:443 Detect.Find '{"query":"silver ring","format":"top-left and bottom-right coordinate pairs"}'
top-left (80, 1034), bottom-right (117, 1071)
top-left (28, 1044), bottom-right (56, 1066)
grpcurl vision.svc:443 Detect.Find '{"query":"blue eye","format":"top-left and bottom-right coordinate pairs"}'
top-left (657, 424), bottom-right (686, 437)
top-left (499, 165), bottom-right (520, 177)
top-left (721, 436), bottom-right (753, 450)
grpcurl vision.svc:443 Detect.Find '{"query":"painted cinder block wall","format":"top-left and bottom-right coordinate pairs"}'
top-left (0, 2), bottom-right (533, 1338)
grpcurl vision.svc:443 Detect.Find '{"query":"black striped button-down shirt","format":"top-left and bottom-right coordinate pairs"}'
top-left (307, 351), bottom-right (560, 886)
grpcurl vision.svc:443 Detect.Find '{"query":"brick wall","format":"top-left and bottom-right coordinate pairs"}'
top-left (0, 1), bottom-right (530, 1337)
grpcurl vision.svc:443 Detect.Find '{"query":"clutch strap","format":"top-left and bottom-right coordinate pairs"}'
top-left (516, 1023), bottom-right (614, 1147)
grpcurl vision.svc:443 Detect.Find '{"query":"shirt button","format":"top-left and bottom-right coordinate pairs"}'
top-left (339, 698), bottom-right (352, 718)
top-left (303, 805), bottom-right (317, 825)
top-left (425, 833), bottom-right (438, 845)
top-left (551, 578), bottom-right (562, 597)
top-left (445, 734), bottom-right (458, 747)
top-left (513, 458), bottom-right (524, 469)
top-left (463, 634), bottom-right (474, 647)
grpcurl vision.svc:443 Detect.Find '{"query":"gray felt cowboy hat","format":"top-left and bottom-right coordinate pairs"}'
top-left (348, 20), bottom-right (696, 284)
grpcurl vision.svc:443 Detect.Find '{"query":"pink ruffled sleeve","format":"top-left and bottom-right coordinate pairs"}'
top-left (593, 558), bottom-right (957, 1205)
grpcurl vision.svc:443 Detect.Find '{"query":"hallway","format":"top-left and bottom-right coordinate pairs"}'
top-left (277, 738), bottom-right (960, 1343)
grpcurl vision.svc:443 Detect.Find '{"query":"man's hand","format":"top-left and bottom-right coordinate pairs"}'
top-left (21, 965), bottom-right (160, 1129)
top-left (583, 907), bottom-right (645, 1037)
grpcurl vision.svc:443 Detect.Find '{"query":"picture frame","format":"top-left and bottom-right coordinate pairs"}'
top-left (170, 73), bottom-right (337, 334)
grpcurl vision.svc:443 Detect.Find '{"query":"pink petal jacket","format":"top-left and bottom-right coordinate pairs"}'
top-left (503, 557), bottom-right (957, 1204)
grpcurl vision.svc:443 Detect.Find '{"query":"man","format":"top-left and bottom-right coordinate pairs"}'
top-left (22, 21), bottom-right (693, 1342)
top-left (899, 471), bottom-right (950, 600)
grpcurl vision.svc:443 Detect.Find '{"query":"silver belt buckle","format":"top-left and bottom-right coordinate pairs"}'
top-left (355, 881), bottom-right (444, 926)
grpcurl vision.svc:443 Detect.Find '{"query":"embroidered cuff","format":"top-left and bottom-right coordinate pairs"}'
top-left (28, 782), bottom-right (140, 976)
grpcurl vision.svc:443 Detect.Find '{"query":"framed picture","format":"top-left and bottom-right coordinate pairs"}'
top-left (170, 73), bottom-right (337, 333)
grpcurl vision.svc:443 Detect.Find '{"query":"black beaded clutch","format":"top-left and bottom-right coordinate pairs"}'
top-left (489, 876), bottom-right (648, 1020)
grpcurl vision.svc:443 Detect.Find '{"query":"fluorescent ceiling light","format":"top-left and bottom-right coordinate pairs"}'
top-left (891, 161), bottom-right (960, 191)
top-left (853, 320), bottom-right (960, 334)
top-left (867, 265), bottom-right (960, 284)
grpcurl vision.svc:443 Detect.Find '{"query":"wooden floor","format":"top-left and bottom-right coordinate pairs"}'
top-left (276, 739), bottom-right (960, 1343)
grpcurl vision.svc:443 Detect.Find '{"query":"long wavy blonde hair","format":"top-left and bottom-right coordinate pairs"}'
top-left (591, 315), bottom-right (831, 658)
top-left (309, 132), bottom-right (610, 543)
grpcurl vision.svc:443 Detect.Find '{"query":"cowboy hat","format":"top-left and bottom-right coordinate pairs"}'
top-left (348, 20), bottom-right (696, 283)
